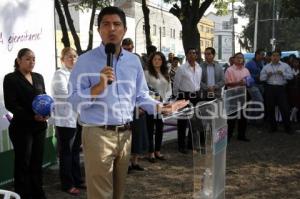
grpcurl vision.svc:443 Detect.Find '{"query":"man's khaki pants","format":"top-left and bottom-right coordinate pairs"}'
top-left (82, 126), bottom-right (132, 199)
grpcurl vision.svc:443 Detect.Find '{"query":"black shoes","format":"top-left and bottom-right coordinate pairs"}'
top-left (237, 137), bottom-right (250, 142)
top-left (148, 157), bottom-right (156, 163)
top-left (155, 154), bottom-right (166, 161)
top-left (128, 164), bottom-right (144, 173)
top-left (131, 164), bottom-right (144, 171)
top-left (178, 149), bottom-right (188, 154)
top-left (285, 129), bottom-right (294, 135)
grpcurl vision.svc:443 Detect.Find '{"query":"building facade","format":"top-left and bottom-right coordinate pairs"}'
top-left (206, 8), bottom-right (248, 62)
top-left (198, 17), bottom-right (215, 57)
top-left (133, 0), bottom-right (185, 58)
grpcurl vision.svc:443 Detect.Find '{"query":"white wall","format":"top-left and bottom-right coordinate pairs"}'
top-left (206, 10), bottom-right (249, 61)
top-left (0, 0), bottom-right (56, 133)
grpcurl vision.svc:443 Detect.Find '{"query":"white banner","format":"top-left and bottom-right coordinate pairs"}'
top-left (0, 0), bottom-right (56, 135)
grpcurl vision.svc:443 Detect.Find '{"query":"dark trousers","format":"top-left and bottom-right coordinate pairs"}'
top-left (227, 110), bottom-right (247, 139)
top-left (56, 126), bottom-right (83, 190)
top-left (146, 114), bottom-right (164, 153)
top-left (8, 124), bottom-right (46, 199)
top-left (176, 91), bottom-right (201, 150)
top-left (264, 84), bottom-right (290, 131)
top-left (177, 119), bottom-right (193, 149)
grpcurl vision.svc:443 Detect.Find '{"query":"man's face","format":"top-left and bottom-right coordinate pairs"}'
top-left (256, 52), bottom-right (265, 61)
top-left (172, 59), bottom-right (179, 67)
top-left (187, 49), bottom-right (197, 62)
top-left (168, 53), bottom-right (174, 61)
top-left (122, 44), bottom-right (134, 52)
top-left (204, 49), bottom-right (215, 63)
top-left (271, 53), bottom-right (281, 63)
top-left (98, 14), bottom-right (127, 46)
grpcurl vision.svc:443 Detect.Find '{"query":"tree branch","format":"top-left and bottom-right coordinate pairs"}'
top-left (192, 0), bottom-right (200, 10)
top-left (197, 0), bottom-right (214, 22)
top-left (142, 0), bottom-right (152, 50)
top-left (86, 0), bottom-right (97, 52)
top-left (61, 0), bottom-right (82, 54)
top-left (55, 0), bottom-right (70, 47)
top-left (169, 3), bottom-right (181, 19)
top-left (180, 0), bottom-right (190, 7)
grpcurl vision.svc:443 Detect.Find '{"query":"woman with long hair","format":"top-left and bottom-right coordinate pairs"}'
top-left (144, 52), bottom-right (172, 162)
top-left (3, 48), bottom-right (48, 199)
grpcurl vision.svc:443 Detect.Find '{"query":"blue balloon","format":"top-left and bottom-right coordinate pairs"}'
top-left (32, 94), bottom-right (54, 116)
top-left (245, 76), bottom-right (255, 87)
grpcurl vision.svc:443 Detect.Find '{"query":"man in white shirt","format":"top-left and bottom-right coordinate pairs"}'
top-left (260, 50), bottom-right (293, 134)
top-left (173, 48), bottom-right (202, 153)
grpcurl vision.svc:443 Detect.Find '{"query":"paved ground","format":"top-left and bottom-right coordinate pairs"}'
top-left (3, 122), bottom-right (300, 199)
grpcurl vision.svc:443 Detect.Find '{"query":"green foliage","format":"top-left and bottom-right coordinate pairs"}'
top-left (214, 0), bottom-right (231, 15)
top-left (238, 0), bottom-right (300, 51)
top-left (282, 0), bottom-right (300, 18)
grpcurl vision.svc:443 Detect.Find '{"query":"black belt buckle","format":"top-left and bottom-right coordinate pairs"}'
top-left (207, 91), bottom-right (215, 99)
top-left (190, 91), bottom-right (199, 99)
top-left (102, 124), bottom-right (130, 132)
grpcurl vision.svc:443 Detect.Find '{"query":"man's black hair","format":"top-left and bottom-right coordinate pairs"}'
top-left (122, 38), bottom-right (133, 46)
top-left (205, 47), bottom-right (216, 56)
top-left (272, 50), bottom-right (282, 56)
top-left (98, 6), bottom-right (126, 28)
top-left (186, 47), bottom-right (197, 54)
top-left (255, 49), bottom-right (265, 56)
top-left (146, 45), bottom-right (157, 55)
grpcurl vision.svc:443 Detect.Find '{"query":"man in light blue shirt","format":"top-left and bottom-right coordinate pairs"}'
top-left (68, 6), bottom-right (187, 199)
top-left (260, 50), bottom-right (293, 134)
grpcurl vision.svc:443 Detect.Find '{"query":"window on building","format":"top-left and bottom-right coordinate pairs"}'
top-left (210, 28), bottom-right (214, 33)
top-left (205, 41), bottom-right (210, 47)
top-left (153, 24), bottom-right (157, 36)
top-left (170, 28), bottom-right (172, 38)
top-left (206, 27), bottom-right (210, 33)
top-left (179, 31), bottom-right (182, 40)
top-left (94, 14), bottom-right (98, 26)
top-left (162, 27), bottom-right (166, 37)
top-left (222, 21), bottom-right (232, 30)
top-left (143, 25), bottom-right (145, 33)
top-left (173, 29), bottom-right (176, 39)
top-left (200, 25), bottom-right (204, 32)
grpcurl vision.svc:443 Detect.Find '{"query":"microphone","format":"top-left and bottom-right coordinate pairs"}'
top-left (105, 43), bottom-right (116, 85)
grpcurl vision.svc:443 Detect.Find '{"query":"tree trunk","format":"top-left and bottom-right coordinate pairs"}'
top-left (142, 0), bottom-right (152, 54)
top-left (169, 0), bottom-right (214, 62)
top-left (61, 0), bottom-right (83, 54)
top-left (55, 0), bottom-right (70, 47)
top-left (182, 22), bottom-right (201, 62)
top-left (85, 0), bottom-right (97, 53)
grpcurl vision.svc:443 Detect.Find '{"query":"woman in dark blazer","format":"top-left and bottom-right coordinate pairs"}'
top-left (3, 48), bottom-right (48, 199)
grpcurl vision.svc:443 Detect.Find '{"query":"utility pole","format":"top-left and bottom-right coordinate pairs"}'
top-left (159, 26), bottom-right (162, 51)
top-left (271, 0), bottom-right (276, 51)
top-left (231, 1), bottom-right (235, 55)
top-left (253, 1), bottom-right (259, 52)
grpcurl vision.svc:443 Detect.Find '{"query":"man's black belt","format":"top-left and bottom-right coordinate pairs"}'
top-left (178, 90), bottom-right (201, 98)
top-left (98, 123), bottom-right (131, 132)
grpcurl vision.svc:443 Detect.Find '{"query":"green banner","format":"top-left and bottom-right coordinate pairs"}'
top-left (0, 126), bottom-right (57, 187)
